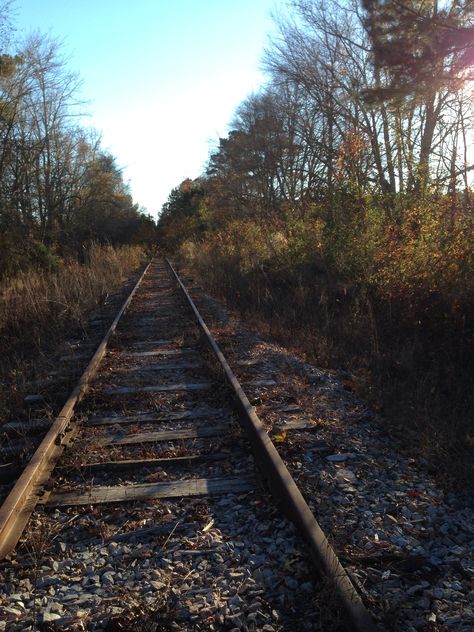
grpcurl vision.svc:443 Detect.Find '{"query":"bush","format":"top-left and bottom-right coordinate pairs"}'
top-left (174, 197), bottom-right (474, 484)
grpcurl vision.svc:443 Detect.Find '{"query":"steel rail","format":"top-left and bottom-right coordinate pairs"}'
top-left (166, 258), bottom-right (378, 632)
top-left (0, 261), bottom-right (152, 559)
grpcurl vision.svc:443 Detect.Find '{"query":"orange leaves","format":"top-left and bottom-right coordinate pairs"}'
top-left (273, 431), bottom-right (287, 443)
top-left (370, 199), bottom-right (474, 303)
top-left (335, 130), bottom-right (370, 183)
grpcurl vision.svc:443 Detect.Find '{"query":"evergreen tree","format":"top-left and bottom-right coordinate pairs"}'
top-left (362, 0), bottom-right (474, 99)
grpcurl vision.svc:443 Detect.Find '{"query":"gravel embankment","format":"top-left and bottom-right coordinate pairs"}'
top-left (187, 279), bottom-right (474, 632)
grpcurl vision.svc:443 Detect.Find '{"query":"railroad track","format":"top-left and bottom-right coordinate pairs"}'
top-left (0, 259), bottom-right (377, 631)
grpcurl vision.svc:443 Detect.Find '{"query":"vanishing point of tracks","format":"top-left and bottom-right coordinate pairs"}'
top-left (0, 259), bottom-right (377, 631)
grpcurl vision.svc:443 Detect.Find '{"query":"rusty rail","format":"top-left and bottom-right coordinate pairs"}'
top-left (0, 261), bottom-right (152, 559)
top-left (166, 258), bottom-right (378, 632)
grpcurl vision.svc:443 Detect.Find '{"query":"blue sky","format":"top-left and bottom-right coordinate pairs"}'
top-left (14, 0), bottom-right (279, 216)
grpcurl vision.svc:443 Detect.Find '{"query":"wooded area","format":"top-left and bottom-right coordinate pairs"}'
top-left (0, 4), bottom-right (156, 408)
top-left (158, 0), bottom-right (474, 480)
top-left (0, 3), bottom-right (155, 278)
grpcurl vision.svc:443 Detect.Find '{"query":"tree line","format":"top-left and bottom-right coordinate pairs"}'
top-left (0, 5), bottom-right (155, 278)
top-left (160, 0), bottom-right (474, 238)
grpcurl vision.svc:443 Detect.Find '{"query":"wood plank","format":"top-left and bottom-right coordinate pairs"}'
top-left (2, 420), bottom-right (51, 435)
top-left (0, 443), bottom-right (33, 459)
top-left (65, 341), bottom-right (96, 349)
top-left (68, 452), bottom-right (234, 472)
top-left (59, 353), bottom-right (91, 362)
top-left (0, 463), bottom-right (21, 482)
top-left (46, 476), bottom-right (256, 506)
top-left (125, 349), bottom-right (195, 358)
top-left (104, 382), bottom-right (212, 396)
top-left (135, 317), bottom-right (183, 325)
top-left (246, 379), bottom-right (277, 387)
top-left (88, 408), bottom-right (227, 426)
top-left (98, 423), bottom-right (231, 446)
top-left (236, 359), bottom-right (263, 366)
top-left (129, 361), bottom-right (203, 372)
top-left (274, 419), bottom-right (318, 432)
top-left (128, 339), bottom-right (174, 347)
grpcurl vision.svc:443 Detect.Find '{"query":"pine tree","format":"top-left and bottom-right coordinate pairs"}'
top-left (362, 0), bottom-right (474, 99)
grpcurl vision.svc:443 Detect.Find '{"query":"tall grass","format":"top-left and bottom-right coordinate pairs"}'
top-left (0, 244), bottom-right (145, 358)
top-left (177, 207), bottom-right (474, 485)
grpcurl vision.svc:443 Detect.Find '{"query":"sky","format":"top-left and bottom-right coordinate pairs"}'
top-left (14, 0), bottom-right (279, 217)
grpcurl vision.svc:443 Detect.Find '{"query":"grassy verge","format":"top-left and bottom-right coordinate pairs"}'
top-left (0, 244), bottom-right (146, 427)
top-left (180, 244), bottom-right (473, 487)
top-left (0, 244), bottom-right (145, 357)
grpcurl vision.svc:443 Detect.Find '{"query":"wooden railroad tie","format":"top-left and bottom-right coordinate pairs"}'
top-left (97, 423), bottom-right (233, 446)
top-left (104, 382), bottom-right (212, 396)
top-left (125, 349), bottom-right (196, 358)
top-left (88, 408), bottom-right (227, 426)
top-left (45, 476), bottom-right (257, 506)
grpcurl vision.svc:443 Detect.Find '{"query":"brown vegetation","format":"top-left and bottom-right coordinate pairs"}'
top-left (181, 231), bottom-right (473, 485)
top-left (157, 0), bottom-right (474, 484)
top-left (0, 244), bottom-right (146, 426)
top-left (0, 244), bottom-right (144, 354)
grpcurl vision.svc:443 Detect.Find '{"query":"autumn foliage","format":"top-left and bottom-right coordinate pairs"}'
top-left (160, 188), bottom-right (473, 481)
top-left (157, 0), bottom-right (474, 481)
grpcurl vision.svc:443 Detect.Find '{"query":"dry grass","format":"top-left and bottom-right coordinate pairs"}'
top-left (180, 254), bottom-right (474, 488)
top-left (0, 244), bottom-right (146, 429)
top-left (0, 244), bottom-right (145, 356)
